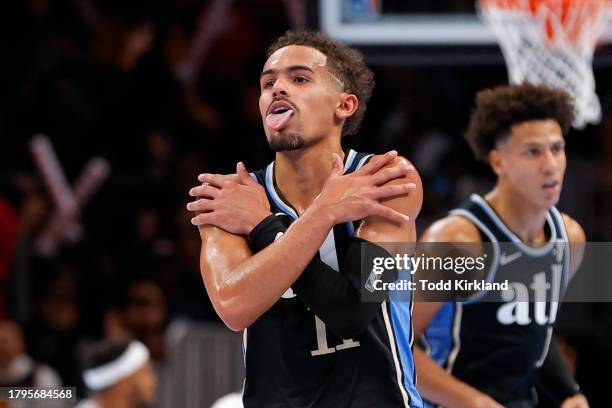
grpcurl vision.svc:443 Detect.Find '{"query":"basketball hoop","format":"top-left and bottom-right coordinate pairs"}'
top-left (478, 0), bottom-right (611, 129)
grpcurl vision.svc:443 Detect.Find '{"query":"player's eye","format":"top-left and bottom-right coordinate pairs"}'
top-left (551, 143), bottom-right (565, 154)
top-left (262, 79), bottom-right (275, 89)
top-left (525, 148), bottom-right (540, 157)
top-left (294, 76), bottom-right (308, 84)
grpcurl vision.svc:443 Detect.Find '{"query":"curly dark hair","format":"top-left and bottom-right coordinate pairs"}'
top-left (465, 83), bottom-right (574, 161)
top-left (266, 30), bottom-right (374, 136)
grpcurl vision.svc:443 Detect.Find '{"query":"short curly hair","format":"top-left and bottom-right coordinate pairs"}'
top-left (266, 30), bottom-right (374, 136)
top-left (465, 83), bottom-right (574, 161)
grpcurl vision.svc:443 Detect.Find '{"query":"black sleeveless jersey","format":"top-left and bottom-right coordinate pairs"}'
top-left (242, 149), bottom-right (423, 408)
top-left (422, 194), bottom-right (570, 407)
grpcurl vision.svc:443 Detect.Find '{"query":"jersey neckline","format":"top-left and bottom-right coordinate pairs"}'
top-left (470, 194), bottom-right (557, 257)
top-left (264, 148), bottom-right (359, 220)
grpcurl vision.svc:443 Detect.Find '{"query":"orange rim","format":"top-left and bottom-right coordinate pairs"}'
top-left (479, 0), bottom-right (610, 44)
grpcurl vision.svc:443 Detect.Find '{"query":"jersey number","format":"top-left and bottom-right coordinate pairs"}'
top-left (310, 316), bottom-right (360, 356)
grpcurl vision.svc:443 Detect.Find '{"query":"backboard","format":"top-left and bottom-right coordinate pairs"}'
top-left (317, 0), bottom-right (612, 65)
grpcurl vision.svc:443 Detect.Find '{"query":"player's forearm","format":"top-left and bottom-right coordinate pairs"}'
top-left (204, 204), bottom-right (337, 330)
top-left (293, 237), bottom-right (398, 338)
top-left (414, 347), bottom-right (491, 408)
top-left (535, 337), bottom-right (581, 403)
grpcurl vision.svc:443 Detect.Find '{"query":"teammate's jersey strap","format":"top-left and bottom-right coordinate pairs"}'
top-left (447, 206), bottom-right (501, 304)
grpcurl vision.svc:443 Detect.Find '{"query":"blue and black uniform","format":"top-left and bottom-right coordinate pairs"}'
top-left (242, 149), bottom-right (423, 408)
top-left (422, 194), bottom-right (570, 407)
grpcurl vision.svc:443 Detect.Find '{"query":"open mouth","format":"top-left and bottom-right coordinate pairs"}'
top-left (266, 101), bottom-right (295, 131)
top-left (272, 106), bottom-right (290, 114)
top-left (542, 180), bottom-right (559, 190)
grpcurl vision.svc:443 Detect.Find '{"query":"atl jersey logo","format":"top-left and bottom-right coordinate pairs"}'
top-left (496, 264), bottom-right (563, 326)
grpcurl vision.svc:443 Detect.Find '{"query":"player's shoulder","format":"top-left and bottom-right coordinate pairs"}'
top-left (421, 213), bottom-right (482, 243)
top-left (559, 212), bottom-right (586, 243)
top-left (381, 155), bottom-right (417, 174)
top-left (378, 155), bottom-right (423, 218)
top-left (372, 154), bottom-right (422, 191)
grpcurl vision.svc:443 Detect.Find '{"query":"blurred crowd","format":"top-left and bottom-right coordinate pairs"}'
top-left (0, 0), bottom-right (611, 405)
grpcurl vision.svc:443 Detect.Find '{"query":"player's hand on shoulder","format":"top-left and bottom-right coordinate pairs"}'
top-left (371, 154), bottom-right (422, 213)
top-left (187, 162), bottom-right (271, 235)
top-left (356, 154), bottom-right (422, 242)
top-left (313, 150), bottom-right (416, 225)
top-left (561, 393), bottom-right (589, 408)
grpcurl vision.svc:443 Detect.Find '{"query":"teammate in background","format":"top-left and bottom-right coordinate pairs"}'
top-left (412, 84), bottom-right (588, 408)
top-left (76, 339), bottom-right (156, 408)
top-left (187, 31), bottom-right (423, 407)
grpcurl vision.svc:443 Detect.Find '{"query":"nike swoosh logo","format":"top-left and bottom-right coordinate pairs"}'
top-left (281, 287), bottom-right (296, 298)
top-left (500, 251), bottom-right (522, 266)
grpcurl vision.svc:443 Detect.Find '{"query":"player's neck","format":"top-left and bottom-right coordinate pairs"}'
top-left (274, 139), bottom-right (344, 215)
top-left (485, 186), bottom-right (549, 245)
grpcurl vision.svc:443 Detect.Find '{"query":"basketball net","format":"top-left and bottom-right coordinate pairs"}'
top-left (478, 0), bottom-right (611, 129)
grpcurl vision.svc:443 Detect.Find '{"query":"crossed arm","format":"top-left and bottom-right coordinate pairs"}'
top-left (188, 151), bottom-right (422, 332)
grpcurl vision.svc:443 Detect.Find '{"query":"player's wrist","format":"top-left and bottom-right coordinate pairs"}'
top-left (308, 199), bottom-right (339, 226)
top-left (245, 210), bottom-right (274, 234)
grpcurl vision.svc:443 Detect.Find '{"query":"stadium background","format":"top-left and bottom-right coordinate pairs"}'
top-left (0, 0), bottom-right (611, 406)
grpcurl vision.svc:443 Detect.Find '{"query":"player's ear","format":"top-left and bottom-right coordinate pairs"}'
top-left (488, 149), bottom-right (504, 177)
top-left (335, 93), bottom-right (358, 121)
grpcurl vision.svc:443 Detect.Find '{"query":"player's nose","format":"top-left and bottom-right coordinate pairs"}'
top-left (540, 149), bottom-right (558, 174)
top-left (271, 78), bottom-right (289, 97)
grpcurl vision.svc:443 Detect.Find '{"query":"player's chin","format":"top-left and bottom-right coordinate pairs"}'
top-left (540, 191), bottom-right (561, 208)
top-left (268, 132), bottom-right (305, 152)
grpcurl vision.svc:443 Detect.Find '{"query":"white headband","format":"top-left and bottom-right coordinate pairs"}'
top-left (83, 341), bottom-right (150, 391)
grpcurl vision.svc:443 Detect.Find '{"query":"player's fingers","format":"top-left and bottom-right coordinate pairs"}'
top-left (190, 212), bottom-right (216, 226)
top-left (236, 162), bottom-right (257, 185)
top-left (189, 183), bottom-right (221, 198)
top-left (357, 150), bottom-right (397, 175)
top-left (370, 163), bottom-right (414, 186)
top-left (369, 203), bottom-right (410, 224)
top-left (368, 183), bottom-right (416, 200)
top-left (198, 173), bottom-right (239, 188)
top-left (186, 198), bottom-right (215, 212)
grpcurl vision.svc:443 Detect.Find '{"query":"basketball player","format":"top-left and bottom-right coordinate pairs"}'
top-left (76, 339), bottom-right (156, 408)
top-left (187, 31), bottom-right (423, 407)
top-left (412, 84), bottom-right (588, 408)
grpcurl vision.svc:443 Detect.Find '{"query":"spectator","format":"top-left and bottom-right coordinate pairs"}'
top-left (77, 338), bottom-right (156, 408)
top-left (0, 320), bottom-right (61, 387)
top-left (0, 320), bottom-right (64, 408)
